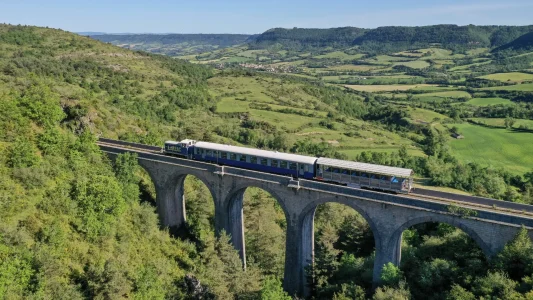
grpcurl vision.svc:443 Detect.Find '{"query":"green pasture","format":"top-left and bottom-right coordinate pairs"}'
top-left (479, 72), bottom-right (533, 83)
top-left (466, 97), bottom-right (513, 106)
top-left (393, 60), bottom-right (430, 69)
top-left (415, 90), bottom-right (471, 98)
top-left (345, 84), bottom-right (436, 92)
top-left (408, 108), bottom-right (448, 124)
top-left (482, 83), bottom-right (533, 91)
top-left (450, 123), bottom-right (533, 174)
top-left (468, 118), bottom-right (533, 128)
top-left (466, 48), bottom-right (489, 55)
top-left (326, 64), bottom-right (381, 71)
top-left (314, 51), bottom-right (364, 60)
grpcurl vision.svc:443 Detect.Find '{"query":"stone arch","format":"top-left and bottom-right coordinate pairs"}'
top-left (136, 160), bottom-right (218, 233)
top-left (299, 197), bottom-right (381, 296)
top-left (389, 215), bottom-right (493, 262)
top-left (224, 182), bottom-right (290, 220)
top-left (223, 182), bottom-right (291, 270)
top-left (300, 197), bottom-right (382, 251)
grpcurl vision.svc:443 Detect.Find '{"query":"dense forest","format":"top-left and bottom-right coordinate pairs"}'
top-left (495, 32), bottom-right (533, 53)
top-left (2, 23), bottom-right (533, 300)
top-left (248, 25), bottom-right (533, 53)
top-left (250, 27), bottom-right (367, 51)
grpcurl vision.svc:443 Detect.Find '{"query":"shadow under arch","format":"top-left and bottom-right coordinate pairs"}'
top-left (389, 215), bottom-right (493, 261)
top-left (299, 197), bottom-right (381, 296)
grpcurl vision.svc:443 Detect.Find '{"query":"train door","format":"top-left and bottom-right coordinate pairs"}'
top-left (316, 164), bottom-right (323, 179)
top-left (298, 164), bottom-right (305, 177)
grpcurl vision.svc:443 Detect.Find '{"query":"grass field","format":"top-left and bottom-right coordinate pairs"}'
top-left (482, 83), bottom-right (533, 91)
top-left (314, 51), bottom-right (365, 60)
top-left (468, 118), bottom-right (533, 128)
top-left (450, 123), bottom-right (533, 174)
top-left (479, 72), bottom-right (533, 83)
top-left (408, 108), bottom-right (448, 124)
top-left (326, 64), bottom-right (380, 71)
top-left (415, 91), bottom-right (471, 98)
top-left (344, 84), bottom-right (435, 92)
top-left (466, 97), bottom-right (513, 106)
top-left (393, 60), bottom-right (430, 69)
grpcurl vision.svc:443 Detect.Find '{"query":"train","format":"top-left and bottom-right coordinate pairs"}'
top-left (163, 139), bottom-right (414, 194)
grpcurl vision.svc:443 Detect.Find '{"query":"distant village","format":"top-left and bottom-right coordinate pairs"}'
top-left (214, 62), bottom-right (299, 73)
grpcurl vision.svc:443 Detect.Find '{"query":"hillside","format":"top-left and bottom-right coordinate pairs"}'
top-left (0, 24), bottom-right (276, 299)
top-left (246, 25), bottom-right (533, 53)
top-left (495, 31), bottom-right (533, 53)
top-left (91, 33), bottom-right (254, 56)
top-left (3, 23), bottom-right (533, 300)
top-left (249, 27), bottom-right (367, 50)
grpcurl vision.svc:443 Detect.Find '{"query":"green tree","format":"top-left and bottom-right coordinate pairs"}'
top-left (8, 137), bottom-right (39, 168)
top-left (72, 174), bottom-right (126, 239)
top-left (494, 227), bottom-right (533, 281)
top-left (381, 263), bottom-right (402, 287)
top-left (373, 282), bottom-right (411, 300)
top-left (333, 283), bottom-right (366, 300)
top-left (18, 80), bottom-right (66, 127)
top-left (260, 276), bottom-right (291, 300)
top-left (472, 272), bottom-right (521, 299)
top-left (37, 127), bottom-right (65, 156)
top-left (446, 284), bottom-right (475, 300)
top-left (113, 153), bottom-right (140, 203)
top-left (504, 117), bottom-right (516, 129)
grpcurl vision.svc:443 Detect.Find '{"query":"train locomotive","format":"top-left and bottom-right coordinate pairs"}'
top-left (163, 139), bottom-right (414, 194)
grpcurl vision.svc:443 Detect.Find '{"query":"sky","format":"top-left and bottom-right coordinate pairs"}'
top-left (1, 0), bottom-right (533, 34)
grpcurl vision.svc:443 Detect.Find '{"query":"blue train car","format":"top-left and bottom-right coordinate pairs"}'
top-left (192, 141), bottom-right (317, 179)
top-left (164, 140), bottom-right (196, 158)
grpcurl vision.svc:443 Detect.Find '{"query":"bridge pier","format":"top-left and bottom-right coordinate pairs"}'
top-left (373, 230), bottom-right (402, 287)
top-left (154, 175), bottom-right (187, 233)
top-left (228, 190), bottom-right (246, 269)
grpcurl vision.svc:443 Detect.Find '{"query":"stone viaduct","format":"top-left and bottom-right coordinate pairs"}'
top-left (99, 141), bottom-right (533, 296)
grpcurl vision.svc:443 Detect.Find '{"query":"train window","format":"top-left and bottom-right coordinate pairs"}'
top-left (240, 155), bottom-right (247, 162)
top-left (221, 152), bottom-right (228, 159)
top-left (324, 166), bottom-right (330, 172)
top-left (230, 153), bottom-right (236, 160)
top-left (202, 149), bottom-right (206, 155)
top-left (304, 165), bottom-right (309, 172)
top-left (280, 161), bottom-right (288, 169)
top-left (250, 156), bottom-right (257, 164)
top-left (350, 170), bottom-right (358, 176)
top-left (272, 160), bottom-right (279, 167)
top-left (207, 150), bottom-right (212, 156)
top-left (341, 169), bottom-right (348, 174)
top-left (361, 172), bottom-right (368, 177)
top-left (260, 158), bottom-right (268, 166)
top-left (289, 162), bottom-right (297, 170)
top-left (332, 168), bottom-right (339, 173)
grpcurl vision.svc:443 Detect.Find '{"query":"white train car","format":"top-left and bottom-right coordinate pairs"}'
top-left (315, 157), bottom-right (414, 193)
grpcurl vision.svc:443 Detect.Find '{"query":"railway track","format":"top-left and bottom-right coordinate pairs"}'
top-left (97, 138), bottom-right (533, 219)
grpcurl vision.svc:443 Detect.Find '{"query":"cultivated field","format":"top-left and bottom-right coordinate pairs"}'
top-left (450, 123), bottom-right (533, 174)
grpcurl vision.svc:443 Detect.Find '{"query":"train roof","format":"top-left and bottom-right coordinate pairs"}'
top-left (194, 142), bottom-right (317, 165)
top-left (316, 157), bottom-right (414, 178)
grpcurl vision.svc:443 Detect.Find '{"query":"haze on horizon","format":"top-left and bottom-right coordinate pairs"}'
top-left (1, 0), bottom-right (533, 34)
